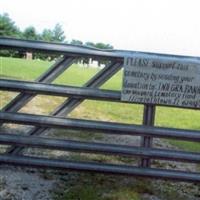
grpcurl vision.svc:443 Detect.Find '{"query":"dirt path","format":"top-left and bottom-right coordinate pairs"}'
top-left (0, 166), bottom-right (56, 200)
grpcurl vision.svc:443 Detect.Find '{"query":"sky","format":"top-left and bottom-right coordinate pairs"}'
top-left (1, 0), bottom-right (200, 57)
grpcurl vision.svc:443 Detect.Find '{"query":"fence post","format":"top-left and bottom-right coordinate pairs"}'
top-left (140, 104), bottom-right (156, 167)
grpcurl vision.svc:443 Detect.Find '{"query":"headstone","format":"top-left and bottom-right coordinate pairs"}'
top-left (25, 52), bottom-right (33, 60)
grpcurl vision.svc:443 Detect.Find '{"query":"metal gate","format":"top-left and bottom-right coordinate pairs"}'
top-left (0, 37), bottom-right (200, 182)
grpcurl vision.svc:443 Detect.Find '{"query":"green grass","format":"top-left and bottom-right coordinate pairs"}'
top-left (155, 106), bottom-right (200, 152)
top-left (0, 56), bottom-right (50, 80)
top-left (0, 56), bottom-right (144, 124)
top-left (0, 56), bottom-right (122, 89)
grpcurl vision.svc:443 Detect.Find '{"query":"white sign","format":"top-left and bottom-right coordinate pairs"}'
top-left (121, 54), bottom-right (200, 108)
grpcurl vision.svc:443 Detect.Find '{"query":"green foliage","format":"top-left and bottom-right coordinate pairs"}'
top-left (85, 41), bottom-right (113, 50)
top-left (95, 42), bottom-right (113, 49)
top-left (70, 39), bottom-right (83, 45)
top-left (0, 13), bottom-right (67, 59)
top-left (41, 24), bottom-right (65, 43)
top-left (0, 13), bottom-right (114, 64)
top-left (52, 23), bottom-right (65, 42)
top-left (23, 26), bottom-right (38, 40)
top-left (42, 29), bottom-right (54, 42)
top-left (0, 13), bottom-right (22, 57)
top-left (0, 13), bottom-right (20, 37)
top-left (85, 41), bottom-right (96, 48)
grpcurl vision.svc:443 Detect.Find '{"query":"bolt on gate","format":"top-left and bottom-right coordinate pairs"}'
top-left (0, 37), bottom-right (200, 182)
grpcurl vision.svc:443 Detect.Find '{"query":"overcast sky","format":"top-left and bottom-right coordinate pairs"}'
top-left (1, 0), bottom-right (200, 56)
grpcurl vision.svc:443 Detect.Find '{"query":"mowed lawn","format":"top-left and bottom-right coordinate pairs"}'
top-left (1, 56), bottom-right (200, 152)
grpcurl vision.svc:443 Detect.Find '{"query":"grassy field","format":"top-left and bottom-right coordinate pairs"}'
top-left (1, 56), bottom-right (200, 152)
top-left (1, 56), bottom-right (200, 200)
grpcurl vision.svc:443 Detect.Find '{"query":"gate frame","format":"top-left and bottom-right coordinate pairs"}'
top-left (0, 37), bottom-right (200, 182)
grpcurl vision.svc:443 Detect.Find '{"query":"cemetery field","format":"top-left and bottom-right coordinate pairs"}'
top-left (1, 56), bottom-right (200, 152)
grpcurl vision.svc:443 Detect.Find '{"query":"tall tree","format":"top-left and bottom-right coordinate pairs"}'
top-left (85, 41), bottom-right (96, 48)
top-left (23, 26), bottom-right (38, 40)
top-left (0, 13), bottom-right (22, 57)
top-left (41, 28), bottom-right (54, 42)
top-left (70, 39), bottom-right (83, 45)
top-left (38, 25), bottom-right (65, 60)
top-left (52, 23), bottom-right (65, 42)
top-left (0, 13), bottom-right (20, 37)
top-left (95, 42), bottom-right (113, 49)
top-left (85, 42), bottom-right (113, 49)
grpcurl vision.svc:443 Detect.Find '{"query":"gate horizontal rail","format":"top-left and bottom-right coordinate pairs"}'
top-left (1, 112), bottom-right (200, 142)
top-left (0, 155), bottom-right (199, 182)
top-left (1, 79), bottom-right (199, 109)
top-left (0, 133), bottom-right (199, 163)
top-left (0, 79), bottom-right (121, 102)
top-left (0, 37), bottom-right (122, 59)
top-left (1, 37), bottom-right (200, 60)
top-left (0, 37), bottom-right (200, 183)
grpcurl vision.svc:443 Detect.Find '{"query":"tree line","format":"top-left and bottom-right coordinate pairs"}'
top-left (0, 13), bottom-right (113, 63)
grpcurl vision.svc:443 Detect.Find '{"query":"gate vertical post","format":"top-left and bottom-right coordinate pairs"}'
top-left (140, 104), bottom-right (156, 167)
